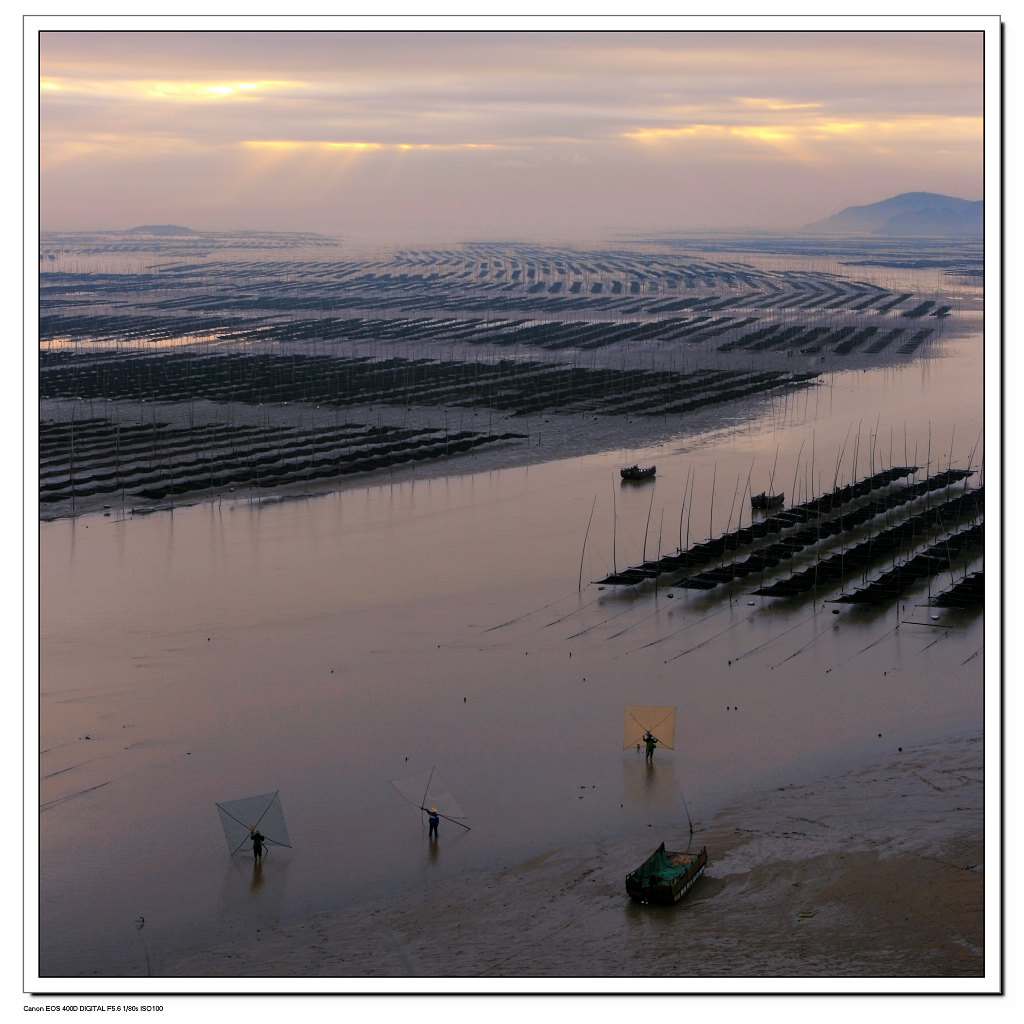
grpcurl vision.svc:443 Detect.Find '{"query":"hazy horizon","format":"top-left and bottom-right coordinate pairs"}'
top-left (36, 23), bottom-right (985, 245)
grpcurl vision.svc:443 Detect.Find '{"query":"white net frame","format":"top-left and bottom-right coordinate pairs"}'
top-left (390, 768), bottom-right (469, 826)
top-left (215, 790), bottom-right (292, 856)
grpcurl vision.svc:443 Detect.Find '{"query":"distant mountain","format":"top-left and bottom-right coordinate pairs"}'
top-left (803, 192), bottom-right (982, 238)
top-left (125, 224), bottom-right (201, 235)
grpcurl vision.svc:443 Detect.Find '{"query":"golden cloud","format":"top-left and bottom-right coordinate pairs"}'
top-left (241, 139), bottom-right (501, 152)
top-left (39, 77), bottom-right (293, 101)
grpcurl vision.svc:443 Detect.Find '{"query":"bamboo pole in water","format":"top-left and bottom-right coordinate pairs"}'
top-left (579, 494), bottom-right (597, 592)
top-left (790, 438), bottom-right (804, 515)
top-left (744, 458), bottom-right (754, 524)
top-left (852, 419), bottom-right (862, 486)
top-left (642, 486), bottom-right (655, 563)
top-left (724, 474), bottom-right (740, 541)
top-left (708, 461), bottom-right (717, 542)
top-left (612, 480), bottom-right (617, 575)
top-left (69, 403), bottom-right (76, 515)
top-left (678, 465), bottom-right (690, 552)
top-left (833, 423), bottom-right (852, 492)
top-left (655, 510), bottom-right (664, 602)
top-left (685, 466), bottom-right (695, 551)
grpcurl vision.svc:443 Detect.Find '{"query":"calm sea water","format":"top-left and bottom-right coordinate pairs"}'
top-left (36, 307), bottom-right (987, 980)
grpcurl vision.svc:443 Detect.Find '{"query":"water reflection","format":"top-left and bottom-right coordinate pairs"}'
top-left (621, 753), bottom-right (682, 818)
top-left (219, 854), bottom-right (292, 920)
top-left (38, 318), bottom-right (985, 976)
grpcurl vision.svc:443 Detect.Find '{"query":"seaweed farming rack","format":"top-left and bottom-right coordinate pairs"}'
top-left (596, 465), bottom-right (983, 610)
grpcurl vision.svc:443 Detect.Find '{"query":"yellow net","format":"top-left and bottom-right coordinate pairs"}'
top-left (623, 705), bottom-right (676, 750)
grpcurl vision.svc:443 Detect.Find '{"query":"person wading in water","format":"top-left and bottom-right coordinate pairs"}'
top-left (644, 731), bottom-right (659, 763)
top-left (250, 826), bottom-right (266, 863)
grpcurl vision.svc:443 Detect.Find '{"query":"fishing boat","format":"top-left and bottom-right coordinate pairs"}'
top-left (625, 842), bottom-right (707, 904)
top-left (621, 464), bottom-right (656, 481)
top-left (751, 490), bottom-right (784, 510)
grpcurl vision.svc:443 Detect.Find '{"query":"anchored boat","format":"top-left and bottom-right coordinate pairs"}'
top-left (620, 464), bottom-right (656, 481)
top-left (751, 490), bottom-right (784, 510)
top-left (625, 842), bottom-right (707, 904)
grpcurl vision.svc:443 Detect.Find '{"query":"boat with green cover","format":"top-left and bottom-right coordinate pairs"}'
top-left (625, 842), bottom-right (707, 904)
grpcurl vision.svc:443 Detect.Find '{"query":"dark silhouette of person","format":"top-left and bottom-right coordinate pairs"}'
top-left (644, 731), bottom-right (659, 763)
top-left (250, 827), bottom-right (266, 862)
top-left (427, 807), bottom-right (440, 839)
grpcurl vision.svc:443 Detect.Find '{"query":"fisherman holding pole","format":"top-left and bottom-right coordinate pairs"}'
top-left (427, 807), bottom-right (440, 839)
top-left (250, 825), bottom-right (266, 863)
top-left (644, 731), bottom-right (659, 763)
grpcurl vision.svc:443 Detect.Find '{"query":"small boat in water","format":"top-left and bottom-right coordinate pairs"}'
top-left (621, 464), bottom-right (656, 481)
top-left (625, 842), bottom-right (707, 904)
top-left (751, 490), bottom-right (784, 510)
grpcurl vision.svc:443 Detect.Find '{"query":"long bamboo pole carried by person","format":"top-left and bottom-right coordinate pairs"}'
top-left (391, 766), bottom-right (472, 832)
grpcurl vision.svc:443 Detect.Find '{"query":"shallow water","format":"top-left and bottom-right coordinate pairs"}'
top-left (36, 318), bottom-right (986, 979)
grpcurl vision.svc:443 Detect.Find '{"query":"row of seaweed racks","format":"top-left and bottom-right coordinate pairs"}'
top-left (755, 488), bottom-right (982, 598)
top-left (832, 523), bottom-right (983, 605)
top-left (694, 475), bottom-right (981, 595)
top-left (593, 465), bottom-right (973, 588)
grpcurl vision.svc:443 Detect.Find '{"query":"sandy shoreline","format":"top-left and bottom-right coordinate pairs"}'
top-left (163, 732), bottom-right (984, 987)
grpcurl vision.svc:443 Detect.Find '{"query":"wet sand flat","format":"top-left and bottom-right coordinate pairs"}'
top-left (166, 734), bottom-right (983, 985)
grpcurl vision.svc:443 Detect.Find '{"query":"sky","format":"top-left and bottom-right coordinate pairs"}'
top-left (34, 20), bottom-right (989, 244)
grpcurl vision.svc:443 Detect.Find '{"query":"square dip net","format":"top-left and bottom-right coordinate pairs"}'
top-left (215, 790), bottom-right (292, 856)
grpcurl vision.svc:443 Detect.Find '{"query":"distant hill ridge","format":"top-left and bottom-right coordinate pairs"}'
top-left (126, 224), bottom-right (201, 235)
top-left (803, 192), bottom-right (982, 238)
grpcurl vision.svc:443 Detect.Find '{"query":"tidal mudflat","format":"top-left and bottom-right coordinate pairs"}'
top-left (35, 233), bottom-right (989, 989)
top-left (39, 232), bottom-right (979, 520)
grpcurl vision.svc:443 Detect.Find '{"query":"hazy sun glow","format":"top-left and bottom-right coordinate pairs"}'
top-left (624, 114), bottom-right (978, 147)
top-left (730, 126), bottom-right (795, 142)
top-left (144, 80), bottom-right (281, 100)
top-left (39, 77), bottom-right (288, 100)
top-left (734, 97), bottom-right (824, 111)
top-left (243, 139), bottom-right (501, 152)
